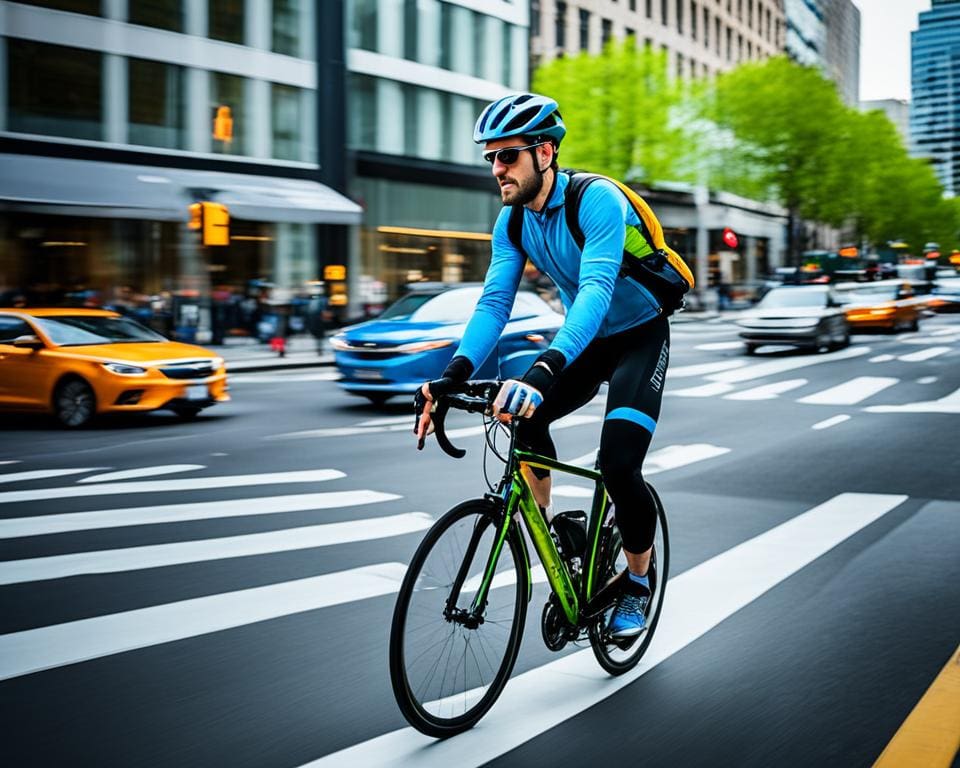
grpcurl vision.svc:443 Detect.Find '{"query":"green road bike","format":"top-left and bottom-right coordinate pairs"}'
top-left (389, 381), bottom-right (669, 737)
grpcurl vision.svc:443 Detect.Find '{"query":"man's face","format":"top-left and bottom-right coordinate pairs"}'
top-left (484, 138), bottom-right (551, 206)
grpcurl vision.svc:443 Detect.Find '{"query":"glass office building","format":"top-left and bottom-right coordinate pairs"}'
top-left (0, 0), bottom-right (360, 339)
top-left (346, 0), bottom-right (529, 305)
top-left (911, 0), bottom-right (960, 197)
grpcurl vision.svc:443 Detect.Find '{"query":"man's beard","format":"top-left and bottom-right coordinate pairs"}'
top-left (500, 163), bottom-right (544, 206)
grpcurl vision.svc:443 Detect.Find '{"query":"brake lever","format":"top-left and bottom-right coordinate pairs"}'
top-left (413, 389), bottom-right (428, 450)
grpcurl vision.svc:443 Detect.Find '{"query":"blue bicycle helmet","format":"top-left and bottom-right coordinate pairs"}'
top-left (473, 93), bottom-right (566, 145)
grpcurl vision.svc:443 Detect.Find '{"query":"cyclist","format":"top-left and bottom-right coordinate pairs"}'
top-left (415, 92), bottom-right (670, 639)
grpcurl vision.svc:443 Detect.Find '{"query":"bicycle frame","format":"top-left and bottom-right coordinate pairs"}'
top-left (468, 439), bottom-right (611, 628)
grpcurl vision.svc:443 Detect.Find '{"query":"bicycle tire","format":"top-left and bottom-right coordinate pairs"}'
top-left (588, 483), bottom-right (670, 675)
top-left (389, 499), bottom-right (528, 737)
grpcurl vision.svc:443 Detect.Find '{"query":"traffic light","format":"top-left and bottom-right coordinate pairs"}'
top-left (213, 106), bottom-right (233, 143)
top-left (187, 202), bottom-right (230, 246)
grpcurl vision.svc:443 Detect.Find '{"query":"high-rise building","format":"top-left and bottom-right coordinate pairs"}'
top-left (0, 0), bottom-right (360, 339)
top-left (911, 0), bottom-right (960, 197)
top-left (530, 0), bottom-right (786, 80)
top-left (783, 0), bottom-right (823, 67)
top-left (345, 1), bottom-right (528, 304)
top-left (861, 99), bottom-right (911, 148)
top-left (822, 0), bottom-right (859, 106)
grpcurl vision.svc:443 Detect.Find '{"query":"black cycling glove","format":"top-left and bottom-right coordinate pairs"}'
top-left (520, 349), bottom-right (566, 396)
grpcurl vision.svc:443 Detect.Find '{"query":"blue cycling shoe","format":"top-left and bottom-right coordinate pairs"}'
top-left (607, 579), bottom-right (650, 639)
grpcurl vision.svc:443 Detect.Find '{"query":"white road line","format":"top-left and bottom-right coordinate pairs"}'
top-left (707, 346), bottom-right (872, 384)
top-left (78, 465), bottom-right (205, 484)
top-left (0, 490), bottom-right (399, 539)
top-left (930, 327), bottom-right (959, 336)
top-left (357, 415), bottom-right (415, 427)
top-left (0, 562), bottom-right (410, 682)
top-left (869, 354), bottom-right (896, 363)
top-left (900, 335), bottom-right (960, 345)
top-left (0, 469), bottom-right (345, 505)
top-left (812, 415), bottom-right (851, 430)
top-left (309, 492), bottom-right (909, 768)
top-left (723, 378), bottom-right (808, 401)
top-left (0, 513), bottom-right (433, 585)
top-left (0, 468), bottom-right (106, 485)
top-left (694, 342), bottom-right (745, 351)
top-left (646, 444), bottom-right (730, 473)
top-left (864, 386), bottom-right (960, 415)
top-left (667, 360), bottom-right (747, 379)
top-left (898, 346), bottom-right (951, 362)
top-left (917, 377), bottom-right (937, 384)
top-left (268, 424), bottom-right (411, 439)
top-left (666, 381), bottom-right (737, 398)
top-left (446, 414), bottom-right (600, 440)
top-left (797, 376), bottom-right (899, 406)
top-left (230, 372), bottom-right (342, 383)
top-left (0, 461), bottom-right (20, 465)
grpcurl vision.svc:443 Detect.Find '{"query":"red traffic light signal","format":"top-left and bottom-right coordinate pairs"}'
top-left (722, 228), bottom-right (739, 249)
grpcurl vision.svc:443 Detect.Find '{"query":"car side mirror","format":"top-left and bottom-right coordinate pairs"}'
top-left (12, 334), bottom-right (44, 350)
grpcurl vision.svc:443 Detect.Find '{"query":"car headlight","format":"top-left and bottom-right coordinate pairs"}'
top-left (395, 339), bottom-right (455, 354)
top-left (330, 335), bottom-right (351, 351)
top-left (103, 362), bottom-right (148, 375)
top-left (212, 357), bottom-right (225, 369)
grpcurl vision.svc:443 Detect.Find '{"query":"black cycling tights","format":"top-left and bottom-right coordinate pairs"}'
top-left (516, 316), bottom-right (670, 554)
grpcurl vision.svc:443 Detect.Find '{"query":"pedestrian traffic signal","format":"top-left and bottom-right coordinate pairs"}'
top-left (187, 202), bottom-right (230, 246)
top-left (213, 106), bottom-right (233, 143)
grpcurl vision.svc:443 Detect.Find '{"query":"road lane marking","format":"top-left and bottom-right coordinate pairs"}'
top-left (309, 492), bottom-right (909, 768)
top-left (667, 360), bottom-right (747, 379)
top-left (0, 468), bottom-right (106, 484)
top-left (694, 342), bottom-right (745, 351)
top-left (0, 469), bottom-right (345, 505)
top-left (797, 377), bottom-right (899, 405)
top-left (0, 461), bottom-right (20, 465)
top-left (812, 415), bottom-right (851, 430)
top-left (918, 377), bottom-right (938, 384)
top-left (930, 327), bottom-right (960, 336)
top-left (0, 490), bottom-right (399, 539)
top-left (870, 355), bottom-right (896, 363)
top-left (724, 378), bottom-right (808, 400)
top-left (77, 465), bottom-right (205, 483)
top-left (707, 346), bottom-right (872, 384)
top-left (230, 371), bottom-right (341, 383)
top-left (899, 347), bottom-right (952, 362)
top-left (563, 444), bottom-right (730, 475)
top-left (0, 562), bottom-right (410, 682)
top-left (872, 643), bottom-right (960, 768)
top-left (0, 513), bottom-right (433, 585)
top-left (901, 335), bottom-right (960, 346)
top-left (666, 382), bottom-right (737, 398)
top-left (864, 386), bottom-right (960, 415)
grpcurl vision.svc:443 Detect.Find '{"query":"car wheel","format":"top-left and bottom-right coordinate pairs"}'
top-left (908, 316), bottom-right (919, 332)
top-left (54, 377), bottom-right (96, 428)
top-left (172, 406), bottom-right (202, 420)
top-left (816, 332), bottom-right (831, 353)
top-left (744, 343), bottom-right (758, 355)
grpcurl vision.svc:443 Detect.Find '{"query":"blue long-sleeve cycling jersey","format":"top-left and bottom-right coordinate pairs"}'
top-left (453, 172), bottom-right (663, 371)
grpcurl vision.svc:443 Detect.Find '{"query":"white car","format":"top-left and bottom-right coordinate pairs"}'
top-left (736, 285), bottom-right (850, 355)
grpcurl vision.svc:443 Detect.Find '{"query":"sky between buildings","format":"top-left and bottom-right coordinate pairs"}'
top-left (854, 0), bottom-right (932, 103)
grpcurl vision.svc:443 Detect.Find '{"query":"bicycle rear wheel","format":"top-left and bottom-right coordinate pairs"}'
top-left (588, 483), bottom-right (669, 675)
top-left (389, 499), bottom-right (528, 737)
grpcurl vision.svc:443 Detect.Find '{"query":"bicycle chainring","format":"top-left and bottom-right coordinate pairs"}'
top-left (541, 596), bottom-right (572, 652)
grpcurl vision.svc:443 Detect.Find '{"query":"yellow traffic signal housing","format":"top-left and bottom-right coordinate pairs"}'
top-left (188, 202), bottom-right (230, 246)
top-left (213, 106), bottom-right (233, 143)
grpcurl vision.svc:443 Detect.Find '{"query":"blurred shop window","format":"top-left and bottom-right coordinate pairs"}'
top-left (209, 0), bottom-right (244, 44)
top-left (347, 74), bottom-right (377, 151)
top-left (402, 83), bottom-right (418, 157)
top-left (7, 40), bottom-right (102, 141)
top-left (128, 0), bottom-right (183, 32)
top-left (350, 0), bottom-right (378, 51)
top-left (272, 84), bottom-right (315, 162)
top-left (128, 58), bottom-right (185, 149)
top-left (403, 0), bottom-right (418, 60)
top-left (211, 72), bottom-right (246, 155)
top-left (272, 0), bottom-right (306, 57)
top-left (16, 0), bottom-right (100, 15)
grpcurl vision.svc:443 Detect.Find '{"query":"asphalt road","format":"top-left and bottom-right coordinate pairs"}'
top-left (2, 315), bottom-right (959, 768)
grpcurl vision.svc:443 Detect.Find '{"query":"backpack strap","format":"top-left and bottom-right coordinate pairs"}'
top-left (561, 169), bottom-right (657, 255)
top-left (507, 205), bottom-right (528, 259)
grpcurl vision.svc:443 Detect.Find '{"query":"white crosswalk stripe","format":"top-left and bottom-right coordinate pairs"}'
top-left (78, 465), bottom-right (205, 483)
top-left (797, 376), bottom-right (899, 406)
top-left (0, 468), bottom-right (106, 484)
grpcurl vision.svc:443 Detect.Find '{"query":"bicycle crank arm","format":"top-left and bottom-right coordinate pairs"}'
top-left (581, 569), bottom-right (628, 620)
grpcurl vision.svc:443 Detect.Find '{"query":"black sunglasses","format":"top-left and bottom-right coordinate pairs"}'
top-left (482, 141), bottom-right (547, 166)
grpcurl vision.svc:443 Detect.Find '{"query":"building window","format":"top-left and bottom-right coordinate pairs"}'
top-left (645, 36), bottom-right (653, 49)
top-left (630, 0), bottom-right (636, 10)
top-left (691, 1), bottom-right (697, 40)
top-left (531, 0), bottom-right (541, 36)
top-left (209, 0), bottom-right (244, 44)
top-left (661, 0), bottom-right (668, 26)
top-left (737, 32), bottom-right (742, 60)
top-left (677, 52), bottom-right (684, 78)
top-left (748, 0), bottom-right (753, 28)
top-left (676, 0), bottom-right (683, 33)
top-left (716, 17), bottom-right (721, 53)
top-left (440, 2), bottom-right (453, 69)
top-left (556, 2), bottom-right (567, 50)
top-left (350, 0), bottom-right (377, 52)
top-left (626, 26), bottom-right (635, 39)
top-left (602, 17), bottom-right (612, 46)
top-left (16, 0), bottom-right (100, 14)
top-left (273, 0), bottom-right (304, 56)
top-left (726, 26), bottom-right (732, 61)
top-left (704, 7), bottom-right (709, 47)
top-left (211, 72), bottom-right (245, 155)
top-left (128, 58), bottom-right (184, 149)
top-left (272, 83), bottom-right (311, 162)
top-left (7, 39), bottom-right (102, 141)
top-left (579, 9), bottom-right (591, 50)
top-left (646, 0), bottom-right (652, 19)
top-left (473, 11), bottom-right (485, 77)
top-left (128, 0), bottom-right (182, 32)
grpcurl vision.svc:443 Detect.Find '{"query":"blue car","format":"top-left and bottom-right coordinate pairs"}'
top-left (331, 284), bottom-right (564, 404)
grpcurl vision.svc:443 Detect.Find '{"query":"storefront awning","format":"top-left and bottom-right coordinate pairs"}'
top-left (0, 154), bottom-right (363, 225)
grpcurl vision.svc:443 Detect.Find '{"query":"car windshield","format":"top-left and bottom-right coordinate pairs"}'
top-left (34, 316), bottom-right (166, 346)
top-left (934, 279), bottom-right (960, 295)
top-left (836, 285), bottom-right (899, 303)
top-left (756, 288), bottom-right (828, 309)
top-left (378, 288), bottom-right (551, 323)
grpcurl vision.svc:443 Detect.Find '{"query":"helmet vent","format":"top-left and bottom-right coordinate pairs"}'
top-left (489, 102), bottom-right (514, 130)
top-left (513, 94), bottom-right (534, 105)
top-left (502, 106), bottom-right (542, 134)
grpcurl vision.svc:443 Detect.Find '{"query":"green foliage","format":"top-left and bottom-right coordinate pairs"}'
top-left (532, 49), bottom-right (956, 254)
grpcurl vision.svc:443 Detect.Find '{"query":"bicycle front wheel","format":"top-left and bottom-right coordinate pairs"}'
top-left (589, 483), bottom-right (670, 675)
top-left (389, 499), bottom-right (528, 737)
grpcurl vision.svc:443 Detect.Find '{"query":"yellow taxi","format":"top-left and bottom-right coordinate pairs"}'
top-left (0, 309), bottom-right (229, 427)
top-left (833, 280), bottom-right (922, 332)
